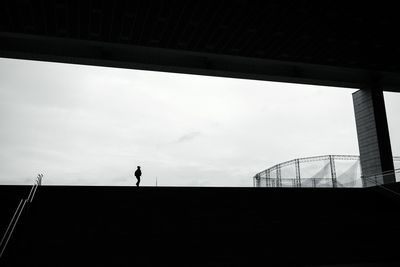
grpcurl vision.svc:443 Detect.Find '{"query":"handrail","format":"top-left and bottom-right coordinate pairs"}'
top-left (0, 174), bottom-right (43, 260)
top-left (29, 174), bottom-right (43, 203)
top-left (254, 167), bottom-right (400, 190)
top-left (255, 177), bottom-right (354, 188)
top-left (26, 184), bottom-right (36, 203)
top-left (360, 169), bottom-right (400, 198)
top-left (361, 168), bottom-right (400, 180)
top-left (0, 200), bottom-right (24, 258)
top-left (29, 184), bottom-right (38, 203)
top-left (0, 199), bottom-right (27, 258)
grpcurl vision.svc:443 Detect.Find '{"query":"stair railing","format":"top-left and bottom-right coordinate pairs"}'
top-left (361, 168), bottom-right (400, 198)
top-left (0, 174), bottom-right (43, 259)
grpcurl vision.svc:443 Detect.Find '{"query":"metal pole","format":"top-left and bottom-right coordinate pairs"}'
top-left (276, 164), bottom-right (281, 187)
top-left (266, 169), bottom-right (270, 187)
top-left (29, 184), bottom-right (38, 203)
top-left (295, 159), bottom-right (301, 187)
top-left (0, 199), bottom-right (24, 255)
top-left (0, 199), bottom-right (27, 259)
top-left (329, 155), bottom-right (337, 188)
top-left (26, 184), bottom-right (36, 204)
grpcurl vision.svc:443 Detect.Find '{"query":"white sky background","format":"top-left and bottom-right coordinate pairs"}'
top-left (2, 57), bottom-right (397, 187)
top-left (384, 92), bottom-right (400, 158)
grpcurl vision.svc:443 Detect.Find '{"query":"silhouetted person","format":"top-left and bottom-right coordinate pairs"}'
top-left (134, 166), bottom-right (142, 187)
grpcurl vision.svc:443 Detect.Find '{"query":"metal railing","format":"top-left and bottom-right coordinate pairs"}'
top-left (254, 177), bottom-right (359, 188)
top-left (254, 168), bottom-right (400, 189)
top-left (0, 174), bottom-right (43, 259)
top-left (360, 168), bottom-right (400, 185)
top-left (254, 155), bottom-right (400, 188)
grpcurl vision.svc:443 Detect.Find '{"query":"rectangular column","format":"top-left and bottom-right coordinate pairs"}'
top-left (353, 88), bottom-right (395, 186)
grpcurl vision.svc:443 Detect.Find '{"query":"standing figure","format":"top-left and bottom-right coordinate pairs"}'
top-left (134, 166), bottom-right (142, 187)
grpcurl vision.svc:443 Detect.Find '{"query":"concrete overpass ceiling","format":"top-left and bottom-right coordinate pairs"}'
top-left (1, 1), bottom-right (400, 90)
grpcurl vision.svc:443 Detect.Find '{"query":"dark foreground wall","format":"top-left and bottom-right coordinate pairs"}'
top-left (1, 185), bottom-right (400, 267)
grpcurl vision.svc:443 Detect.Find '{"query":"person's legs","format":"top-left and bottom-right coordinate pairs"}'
top-left (136, 176), bottom-right (140, 186)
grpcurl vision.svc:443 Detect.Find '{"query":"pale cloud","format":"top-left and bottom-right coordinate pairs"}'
top-left (175, 131), bottom-right (202, 144)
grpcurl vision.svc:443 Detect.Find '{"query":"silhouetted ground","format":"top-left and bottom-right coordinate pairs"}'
top-left (1, 184), bottom-right (400, 266)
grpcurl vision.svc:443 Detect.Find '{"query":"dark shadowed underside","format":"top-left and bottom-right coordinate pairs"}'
top-left (1, 1), bottom-right (400, 90)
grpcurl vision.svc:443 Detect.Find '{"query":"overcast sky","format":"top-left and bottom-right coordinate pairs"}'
top-left (0, 57), bottom-right (399, 186)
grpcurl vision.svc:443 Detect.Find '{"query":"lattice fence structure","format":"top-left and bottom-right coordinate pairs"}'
top-left (253, 155), bottom-right (400, 188)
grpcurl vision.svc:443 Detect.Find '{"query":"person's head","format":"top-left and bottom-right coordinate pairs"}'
top-left (137, 166), bottom-right (141, 169)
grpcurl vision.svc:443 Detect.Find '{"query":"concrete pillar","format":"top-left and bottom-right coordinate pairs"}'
top-left (353, 88), bottom-right (395, 186)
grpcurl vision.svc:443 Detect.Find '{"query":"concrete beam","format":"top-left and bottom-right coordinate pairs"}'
top-left (2, 32), bottom-right (400, 92)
